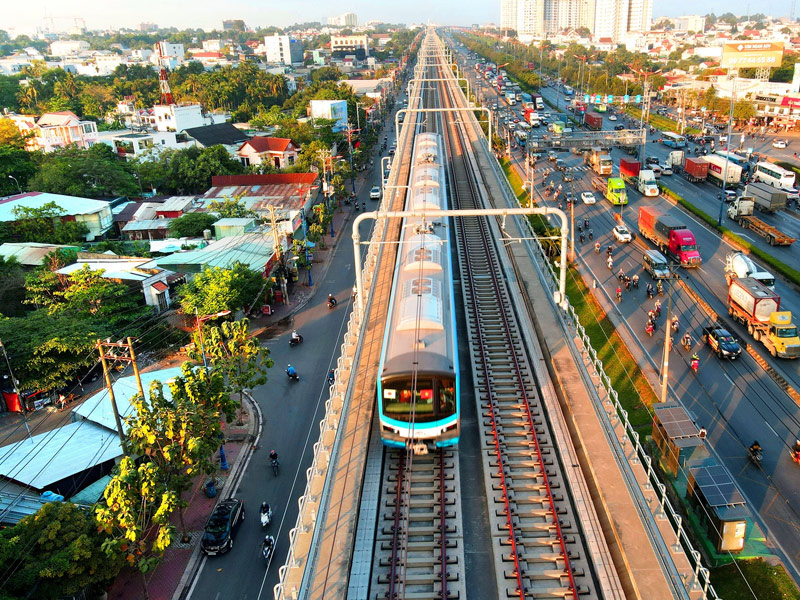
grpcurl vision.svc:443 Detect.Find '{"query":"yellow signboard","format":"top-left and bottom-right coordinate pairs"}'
top-left (721, 41), bottom-right (784, 69)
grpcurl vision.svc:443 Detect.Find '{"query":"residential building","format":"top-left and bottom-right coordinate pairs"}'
top-left (139, 22), bottom-right (159, 32)
top-left (75, 54), bottom-right (126, 77)
top-left (153, 41), bottom-right (184, 68)
top-left (0, 192), bottom-right (113, 241)
top-left (6, 110), bottom-right (98, 153)
top-left (500, 0), bottom-right (518, 31)
top-left (327, 12), bottom-right (358, 27)
top-left (152, 103), bottom-right (227, 133)
top-left (517, 0), bottom-right (545, 39)
top-left (203, 39), bottom-right (224, 52)
top-left (49, 40), bottom-right (89, 56)
top-left (674, 15), bottom-right (706, 33)
top-left (626, 0), bottom-right (653, 34)
top-left (331, 35), bottom-right (370, 59)
top-left (261, 34), bottom-right (304, 66)
top-left (56, 256), bottom-right (173, 310)
top-left (121, 219), bottom-right (173, 241)
top-left (223, 19), bottom-right (246, 30)
top-left (237, 136), bottom-right (300, 168)
top-left (104, 130), bottom-right (194, 159)
top-left (0, 242), bottom-right (81, 267)
top-left (183, 122), bottom-right (250, 152)
top-left (213, 217), bottom-right (258, 240)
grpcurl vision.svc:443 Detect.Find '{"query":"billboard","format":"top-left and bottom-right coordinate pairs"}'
top-left (721, 42), bottom-right (784, 69)
top-left (310, 99), bottom-right (348, 132)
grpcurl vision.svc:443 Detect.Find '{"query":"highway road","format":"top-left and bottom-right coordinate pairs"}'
top-left (454, 45), bottom-right (800, 582)
top-left (185, 108), bottom-right (400, 600)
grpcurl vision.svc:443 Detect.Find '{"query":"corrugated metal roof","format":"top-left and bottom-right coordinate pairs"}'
top-left (57, 258), bottom-right (165, 282)
top-left (0, 489), bottom-right (51, 525)
top-left (0, 193), bottom-right (111, 222)
top-left (73, 367), bottom-right (183, 434)
top-left (121, 219), bottom-right (172, 232)
top-left (154, 232), bottom-right (274, 273)
top-left (0, 242), bottom-right (80, 266)
top-left (0, 421), bottom-right (122, 491)
top-left (159, 196), bottom-right (197, 212)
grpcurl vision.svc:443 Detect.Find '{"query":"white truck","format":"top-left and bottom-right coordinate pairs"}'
top-left (703, 154), bottom-right (743, 187)
top-left (637, 169), bottom-right (659, 196)
top-left (666, 150), bottom-right (685, 172)
top-left (725, 251), bottom-right (776, 290)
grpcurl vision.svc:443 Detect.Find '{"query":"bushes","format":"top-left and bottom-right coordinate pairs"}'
top-left (624, 106), bottom-right (701, 135)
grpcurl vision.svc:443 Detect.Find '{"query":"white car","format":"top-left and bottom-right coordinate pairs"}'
top-left (369, 186), bottom-right (382, 200)
top-left (608, 115), bottom-right (618, 121)
top-left (613, 225), bottom-right (632, 243)
top-left (581, 191), bottom-right (597, 204)
top-left (773, 139), bottom-right (788, 149)
top-left (658, 164), bottom-right (673, 176)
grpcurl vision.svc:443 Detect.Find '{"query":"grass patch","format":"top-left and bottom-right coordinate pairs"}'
top-left (500, 158), bottom-right (529, 205)
top-left (563, 265), bottom-right (657, 430)
top-left (659, 183), bottom-right (800, 288)
top-left (624, 106), bottom-right (701, 135)
top-left (711, 559), bottom-right (800, 600)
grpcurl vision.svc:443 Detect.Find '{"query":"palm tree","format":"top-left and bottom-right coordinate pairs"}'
top-left (17, 85), bottom-right (38, 112)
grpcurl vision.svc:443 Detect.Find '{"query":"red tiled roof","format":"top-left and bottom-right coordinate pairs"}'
top-left (152, 281), bottom-right (168, 292)
top-left (211, 173), bottom-right (317, 187)
top-left (239, 136), bottom-right (295, 154)
top-left (193, 51), bottom-right (225, 58)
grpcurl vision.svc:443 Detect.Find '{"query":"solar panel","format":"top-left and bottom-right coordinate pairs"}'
top-left (690, 465), bottom-right (746, 507)
top-left (654, 403), bottom-right (699, 439)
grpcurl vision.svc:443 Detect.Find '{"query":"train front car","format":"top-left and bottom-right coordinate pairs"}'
top-left (378, 132), bottom-right (460, 451)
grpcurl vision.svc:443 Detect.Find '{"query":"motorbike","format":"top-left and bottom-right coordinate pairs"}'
top-left (748, 448), bottom-right (762, 467)
top-left (791, 449), bottom-right (800, 465)
top-left (646, 287), bottom-right (654, 299)
top-left (327, 370), bottom-right (335, 386)
top-left (646, 322), bottom-right (654, 337)
top-left (261, 535), bottom-right (276, 564)
top-left (271, 457), bottom-right (280, 476)
top-left (286, 369), bottom-right (299, 382)
top-left (671, 320), bottom-right (679, 334)
top-left (594, 243), bottom-right (600, 254)
top-left (657, 282), bottom-right (664, 296)
top-left (607, 257), bottom-right (613, 270)
top-left (632, 277), bottom-right (639, 289)
top-left (682, 338), bottom-right (692, 351)
top-left (289, 334), bottom-right (303, 347)
top-left (260, 503), bottom-right (273, 528)
top-left (327, 297), bottom-right (338, 309)
top-left (690, 357), bottom-right (700, 374)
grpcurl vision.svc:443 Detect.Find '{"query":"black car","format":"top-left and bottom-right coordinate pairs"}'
top-left (614, 124), bottom-right (625, 131)
top-left (702, 327), bottom-right (742, 359)
top-left (555, 159), bottom-right (567, 171)
top-left (645, 156), bottom-right (660, 165)
top-left (562, 171), bottom-right (574, 182)
top-left (201, 498), bottom-right (245, 555)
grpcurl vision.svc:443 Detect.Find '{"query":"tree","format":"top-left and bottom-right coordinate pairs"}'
top-left (96, 457), bottom-right (178, 600)
top-left (168, 212), bottom-right (218, 238)
top-left (0, 256), bottom-right (25, 316)
top-left (10, 201), bottom-right (89, 244)
top-left (28, 145), bottom-right (138, 198)
top-left (0, 145), bottom-right (37, 196)
top-left (311, 66), bottom-right (343, 82)
top-left (134, 145), bottom-right (244, 195)
top-left (208, 197), bottom-right (256, 219)
top-left (190, 319), bottom-right (273, 423)
top-left (125, 365), bottom-right (236, 539)
top-left (0, 117), bottom-right (31, 148)
top-left (178, 263), bottom-right (264, 316)
top-left (0, 502), bottom-right (123, 600)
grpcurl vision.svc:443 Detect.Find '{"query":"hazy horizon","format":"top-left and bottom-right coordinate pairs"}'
top-left (3, 0), bottom-right (794, 38)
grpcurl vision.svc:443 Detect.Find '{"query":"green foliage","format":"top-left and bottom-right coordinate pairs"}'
top-left (0, 145), bottom-right (37, 196)
top-left (125, 364), bottom-right (236, 536)
top-left (178, 263), bottom-right (265, 316)
top-left (0, 502), bottom-right (123, 600)
top-left (208, 197), bottom-right (256, 219)
top-left (190, 319), bottom-right (273, 411)
top-left (168, 212), bottom-right (218, 238)
top-left (28, 145), bottom-right (138, 198)
top-left (311, 66), bottom-right (343, 83)
top-left (135, 145), bottom-right (244, 195)
top-left (96, 457), bottom-right (177, 584)
top-left (0, 256), bottom-right (26, 317)
top-left (711, 559), bottom-right (800, 600)
top-left (9, 201), bottom-right (89, 244)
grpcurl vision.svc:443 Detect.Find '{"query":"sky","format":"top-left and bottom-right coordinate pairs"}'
top-left (4, 0), bottom-right (793, 37)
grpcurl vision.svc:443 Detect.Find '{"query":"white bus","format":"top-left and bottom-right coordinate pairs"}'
top-left (754, 162), bottom-right (796, 190)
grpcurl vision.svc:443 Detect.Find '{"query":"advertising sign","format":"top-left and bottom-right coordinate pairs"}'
top-left (721, 42), bottom-right (784, 69)
top-left (310, 99), bottom-right (348, 132)
top-left (781, 96), bottom-right (800, 108)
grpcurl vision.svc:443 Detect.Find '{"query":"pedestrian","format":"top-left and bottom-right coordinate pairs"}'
top-left (698, 426), bottom-right (707, 439)
top-left (58, 394), bottom-right (67, 412)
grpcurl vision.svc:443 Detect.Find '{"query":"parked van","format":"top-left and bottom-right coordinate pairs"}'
top-left (642, 249), bottom-right (671, 279)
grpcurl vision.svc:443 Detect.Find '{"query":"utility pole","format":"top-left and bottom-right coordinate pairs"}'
top-left (660, 265), bottom-right (678, 403)
top-left (569, 198), bottom-right (575, 263)
top-left (0, 339), bottom-right (31, 440)
top-left (718, 69), bottom-right (738, 226)
top-left (97, 338), bottom-right (145, 453)
top-left (267, 205), bottom-right (289, 304)
top-left (343, 122), bottom-right (360, 196)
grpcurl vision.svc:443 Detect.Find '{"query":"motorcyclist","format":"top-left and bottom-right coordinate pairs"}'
top-left (607, 256), bottom-right (613, 270)
top-left (691, 353), bottom-right (700, 372)
top-left (671, 316), bottom-right (679, 332)
top-left (327, 293), bottom-right (337, 307)
top-left (654, 299), bottom-right (662, 317)
top-left (793, 440), bottom-right (800, 460)
top-left (594, 242), bottom-right (600, 254)
top-left (657, 280), bottom-right (664, 295)
top-left (588, 228), bottom-right (593, 240)
top-left (646, 321), bottom-right (654, 336)
top-left (617, 268), bottom-right (625, 281)
top-left (262, 535), bottom-right (276, 559)
top-left (616, 286), bottom-right (622, 301)
top-left (749, 441), bottom-right (762, 455)
top-left (606, 245), bottom-right (613, 257)
top-left (269, 449), bottom-right (279, 464)
top-left (682, 332), bottom-right (693, 349)
top-left (291, 330), bottom-right (301, 342)
top-left (327, 369), bottom-right (335, 385)
top-left (632, 274), bottom-right (639, 288)
top-left (646, 283), bottom-right (654, 298)
top-left (286, 364), bottom-right (297, 378)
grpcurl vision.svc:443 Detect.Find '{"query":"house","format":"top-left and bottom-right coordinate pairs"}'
top-left (56, 255), bottom-right (173, 311)
top-left (155, 196), bottom-right (196, 218)
top-left (183, 122), bottom-right (250, 152)
top-left (121, 219), bottom-right (173, 241)
top-left (6, 110), bottom-right (99, 153)
top-left (154, 230), bottom-right (278, 274)
top-left (0, 242), bottom-right (80, 267)
top-left (0, 192), bottom-right (113, 241)
top-left (213, 217), bottom-right (258, 240)
top-left (237, 136), bottom-right (300, 168)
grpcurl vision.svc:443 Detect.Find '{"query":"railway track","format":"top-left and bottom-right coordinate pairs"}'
top-left (436, 50), bottom-right (595, 599)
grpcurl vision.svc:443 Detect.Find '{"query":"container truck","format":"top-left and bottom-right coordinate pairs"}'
top-left (724, 252), bottom-right (775, 289)
top-left (683, 157), bottom-right (709, 183)
top-left (744, 182), bottom-right (787, 214)
top-left (584, 112), bottom-right (603, 131)
top-left (727, 196), bottom-right (796, 246)
top-left (521, 92), bottom-right (532, 105)
top-left (667, 151), bottom-right (685, 172)
top-left (532, 93), bottom-right (544, 110)
top-left (524, 107), bottom-right (540, 126)
top-left (586, 147), bottom-right (613, 175)
top-left (703, 155), bottom-right (742, 187)
top-left (637, 206), bottom-right (702, 267)
top-left (591, 177), bottom-right (627, 205)
top-left (619, 158), bottom-right (659, 196)
top-left (505, 90), bottom-right (517, 105)
top-left (727, 278), bottom-right (800, 358)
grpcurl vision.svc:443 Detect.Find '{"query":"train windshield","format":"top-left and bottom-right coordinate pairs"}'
top-left (382, 376), bottom-right (456, 423)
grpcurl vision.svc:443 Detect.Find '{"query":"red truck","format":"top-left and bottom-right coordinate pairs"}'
top-left (523, 107), bottom-right (539, 125)
top-left (638, 206), bottom-right (702, 268)
top-left (584, 112), bottom-right (603, 131)
top-left (619, 158), bottom-right (640, 179)
top-left (683, 157), bottom-right (708, 183)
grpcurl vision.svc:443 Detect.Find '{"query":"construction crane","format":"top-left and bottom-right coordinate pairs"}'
top-left (156, 42), bottom-right (175, 106)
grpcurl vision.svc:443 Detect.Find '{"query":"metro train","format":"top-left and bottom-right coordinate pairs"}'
top-left (376, 132), bottom-right (461, 450)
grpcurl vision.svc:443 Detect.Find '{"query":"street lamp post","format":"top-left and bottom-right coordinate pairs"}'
top-left (7, 175), bottom-right (21, 194)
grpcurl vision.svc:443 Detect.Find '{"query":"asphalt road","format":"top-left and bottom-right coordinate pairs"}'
top-left (454, 48), bottom-right (800, 582)
top-left (186, 116), bottom-right (397, 600)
